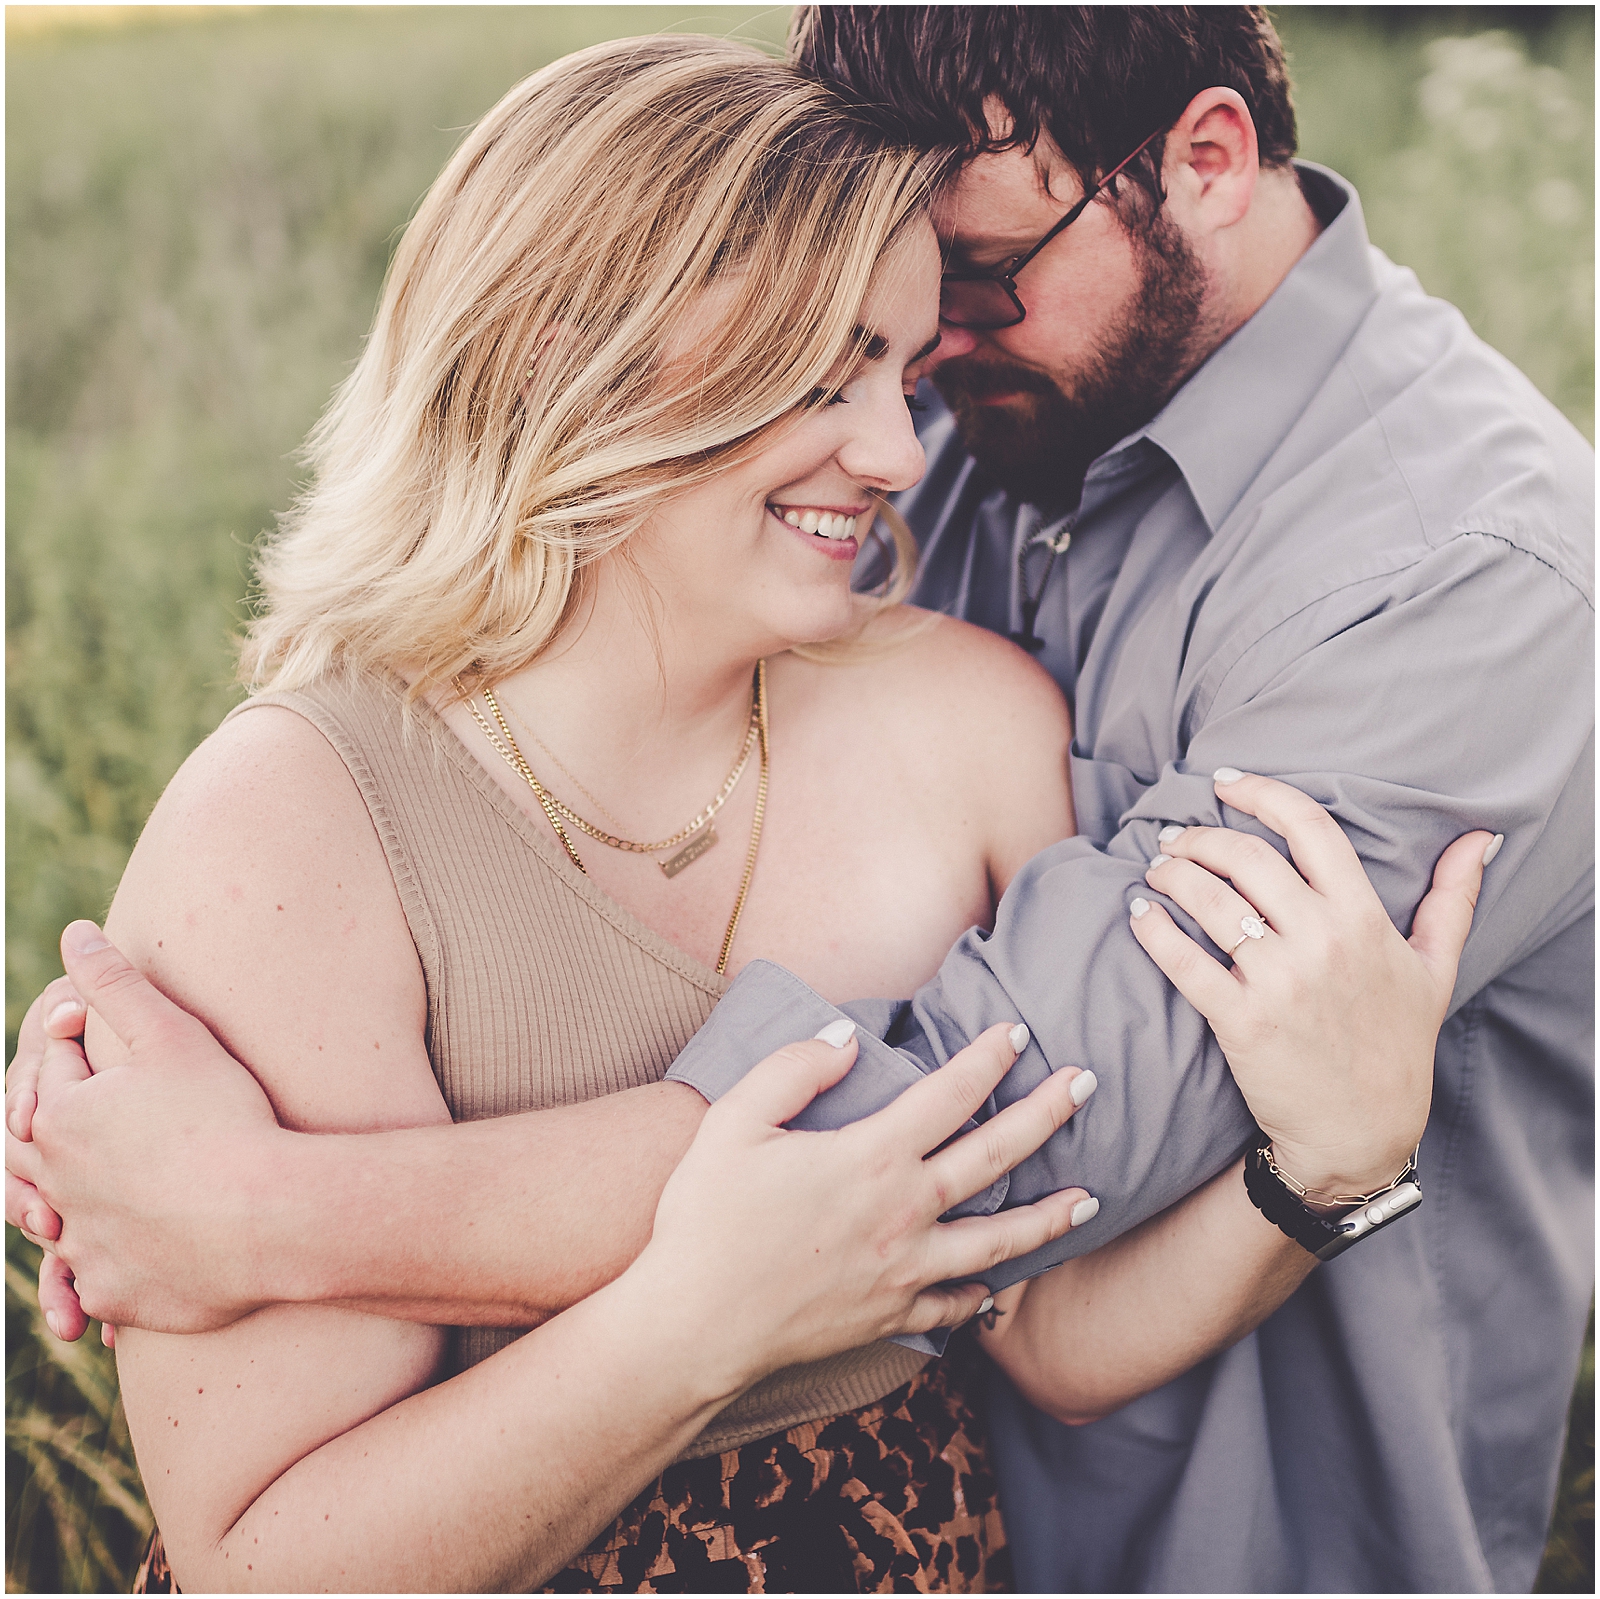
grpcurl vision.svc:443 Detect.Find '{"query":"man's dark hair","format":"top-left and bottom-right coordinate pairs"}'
top-left (789, 6), bottom-right (1298, 212)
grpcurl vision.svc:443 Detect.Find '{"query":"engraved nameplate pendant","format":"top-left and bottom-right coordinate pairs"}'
top-left (660, 826), bottom-right (718, 878)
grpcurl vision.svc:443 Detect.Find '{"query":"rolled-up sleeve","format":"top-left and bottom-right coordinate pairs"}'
top-left (669, 523), bottom-right (1593, 1291)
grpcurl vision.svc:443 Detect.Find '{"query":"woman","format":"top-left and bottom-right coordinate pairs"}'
top-left (19, 36), bottom-right (1479, 1594)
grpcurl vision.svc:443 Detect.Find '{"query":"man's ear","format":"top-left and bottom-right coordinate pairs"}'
top-left (1162, 87), bottom-right (1258, 235)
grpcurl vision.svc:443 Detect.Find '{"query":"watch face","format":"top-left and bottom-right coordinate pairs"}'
top-left (1313, 1183), bottom-right (1424, 1261)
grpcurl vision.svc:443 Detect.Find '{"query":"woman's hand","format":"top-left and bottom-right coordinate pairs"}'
top-left (1130, 771), bottom-right (1491, 1198)
top-left (630, 1019), bottom-right (1096, 1396)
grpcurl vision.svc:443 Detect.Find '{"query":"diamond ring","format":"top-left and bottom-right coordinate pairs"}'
top-left (1226, 914), bottom-right (1269, 957)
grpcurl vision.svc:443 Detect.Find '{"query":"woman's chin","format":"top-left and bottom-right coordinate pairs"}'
top-left (759, 589), bottom-right (864, 654)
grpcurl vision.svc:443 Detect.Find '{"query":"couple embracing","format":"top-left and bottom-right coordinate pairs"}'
top-left (6, 8), bottom-right (1591, 1594)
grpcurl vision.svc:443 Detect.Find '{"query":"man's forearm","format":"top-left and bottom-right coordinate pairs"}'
top-left (669, 843), bottom-right (1258, 1294)
top-left (982, 1158), bottom-right (1313, 1424)
top-left (261, 1081), bottom-right (707, 1324)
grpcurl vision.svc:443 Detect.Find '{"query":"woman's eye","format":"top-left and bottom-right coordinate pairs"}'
top-left (904, 393), bottom-right (928, 413)
top-left (805, 387), bottom-right (847, 408)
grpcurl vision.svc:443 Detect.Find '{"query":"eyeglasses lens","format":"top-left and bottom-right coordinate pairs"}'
top-left (938, 277), bottom-right (1024, 331)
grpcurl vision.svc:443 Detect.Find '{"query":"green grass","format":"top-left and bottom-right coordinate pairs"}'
top-left (6, 6), bottom-right (1593, 1591)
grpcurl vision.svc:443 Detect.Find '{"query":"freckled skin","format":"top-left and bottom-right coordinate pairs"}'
top-left (96, 223), bottom-right (1075, 1593)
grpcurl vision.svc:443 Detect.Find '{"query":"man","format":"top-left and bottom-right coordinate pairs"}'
top-left (7, 7), bottom-right (1591, 1592)
top-left (661, 7), bottom-right (1589, 1590)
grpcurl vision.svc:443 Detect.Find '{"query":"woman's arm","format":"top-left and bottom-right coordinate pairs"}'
top-left (98, 705), bottom-right (461, 1583)
top-left (91, 938), bottom-right (1086, 1590)
top-left (96, 701), bottom-right (1092, 1590)
top-left (898, 616), bottom-right (1077, 901)
top-left (978, 773), bottom-right (1490, 1422)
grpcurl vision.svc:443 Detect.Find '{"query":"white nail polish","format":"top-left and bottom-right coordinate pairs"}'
top-left (1148, 853), bottom-right (1168, 872)
top-left (1158, 825), bottom-right (1185, 843)
top-left (1008, 1022), bottom-right (1030, 1055)
top-left (977, 1295), bottom-right (994, 1316)
top-left (1482, 833), bottom-right (1504, 866)
top-left (1070, 1197), bottom-right (1101, 1226)
top-left (1069, 1070), bottom-right (1098, 1106)
top-left (1130, 897), bottom-right (1152, 918)
top-left (44, 1311), bottom-right (61, 1339)
top-left (1213, 767), bottom-right (1244, 784)
top-left (813, 1018), bottom-right (855, 1048)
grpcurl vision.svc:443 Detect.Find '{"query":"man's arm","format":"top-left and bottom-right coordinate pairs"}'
top-left (977, 775), bottom-right (1490, 1421)
top-left (7, 948), bottom-right (707, 1336)
top-left (8, 538), bottom-right (1588, 1336)
top-left (668, 533), bottom-right (1594, 1291)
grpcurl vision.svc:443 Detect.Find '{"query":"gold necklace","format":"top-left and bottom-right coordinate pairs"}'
top-left (459, 662), bottom-right (770, 975)
top-left (489, 694), bottom-right (758, 883)
top-left (501, 701), bottom-right (630, 833)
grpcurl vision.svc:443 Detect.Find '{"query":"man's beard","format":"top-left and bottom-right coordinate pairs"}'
top-left (934, 216), bottom-right (1210, 512)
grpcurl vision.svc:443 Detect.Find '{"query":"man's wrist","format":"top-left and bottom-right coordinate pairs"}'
top-left (239, 1124), bottom-right (348, 1309)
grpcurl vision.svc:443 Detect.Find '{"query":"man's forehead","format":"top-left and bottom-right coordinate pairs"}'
top-left (929, 144), bottom-right (1085, 249)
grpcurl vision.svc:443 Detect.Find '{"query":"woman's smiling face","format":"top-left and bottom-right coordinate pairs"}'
top-left (624, 218), bottom-right (942, 659)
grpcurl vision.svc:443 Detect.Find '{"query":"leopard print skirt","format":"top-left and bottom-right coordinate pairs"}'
top-left (133, 1336), bottom-right (1008, 1594)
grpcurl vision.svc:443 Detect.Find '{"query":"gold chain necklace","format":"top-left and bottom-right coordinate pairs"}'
top-left (469, 673), bottom-right (760, 873)
top-left (501, 701), bottom-right (630, 833)
top-left (458, 662), bottom-right (769, 974)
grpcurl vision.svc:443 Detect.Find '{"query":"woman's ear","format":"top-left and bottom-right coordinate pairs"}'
top-left (1162, 87), bottom-right (1258, 235)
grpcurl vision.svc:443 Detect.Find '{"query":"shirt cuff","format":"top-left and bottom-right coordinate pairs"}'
top-left (665, 959), bottom-right (1008, 1356)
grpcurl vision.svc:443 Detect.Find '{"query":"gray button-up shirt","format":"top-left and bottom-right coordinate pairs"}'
top-left (667, 166), bottom-right (1594, 1592)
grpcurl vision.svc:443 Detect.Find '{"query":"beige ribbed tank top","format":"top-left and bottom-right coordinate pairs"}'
top-left (227, 670), bottom-right (925, 1457)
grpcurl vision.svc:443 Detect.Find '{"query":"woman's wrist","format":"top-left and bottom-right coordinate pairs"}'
top-left (1264, 1136), bottom-right (1421, 1212)
top-left (603, 1247), bottom-right (760, 1413)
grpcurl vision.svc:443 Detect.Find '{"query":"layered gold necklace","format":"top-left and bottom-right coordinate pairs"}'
top-left (458, 661), bottom-right (769, 974)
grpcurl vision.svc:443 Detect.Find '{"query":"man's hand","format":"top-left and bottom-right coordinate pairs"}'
top-left (6, 974), bottom-right (88, 1243)
top-left (6, 921), bottom-right (285, 1339)
top-left (1131, 772), bottom-right (1491, 1197)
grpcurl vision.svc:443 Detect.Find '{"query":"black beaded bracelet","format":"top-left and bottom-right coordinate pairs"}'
top-left (1243, 1129), bottom-right (1423, 1262)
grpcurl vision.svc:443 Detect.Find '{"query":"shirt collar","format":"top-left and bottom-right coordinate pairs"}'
top-left (1107, 163), bottom-right (1381, 536)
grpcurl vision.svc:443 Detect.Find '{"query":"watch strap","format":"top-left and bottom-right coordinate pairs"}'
top-left (1243, 1130), bottom-right (1423, 1262)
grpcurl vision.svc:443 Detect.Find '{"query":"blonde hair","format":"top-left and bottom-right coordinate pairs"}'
top-left (241, 35), bottom-right (933, 698)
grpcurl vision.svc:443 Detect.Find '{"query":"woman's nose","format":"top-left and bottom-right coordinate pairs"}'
top-left (836, 390), bottom-right (926, 494)
top-left (925, 324), bottom-right (980, 368)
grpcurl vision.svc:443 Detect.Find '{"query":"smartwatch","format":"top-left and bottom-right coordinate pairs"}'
top-left (1243, 1129), bottom-right (1423, 1262)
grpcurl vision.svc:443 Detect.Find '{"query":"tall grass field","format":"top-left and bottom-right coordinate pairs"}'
top-left (7, 6), bottom-right (1594, 1591)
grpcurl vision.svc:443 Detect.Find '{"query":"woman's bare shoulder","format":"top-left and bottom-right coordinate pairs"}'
top-left (142, 700), bottom-right (363, 832)
top-left (103, 700), bottom-right (439, 1133)
top-left (821, 608), bottom-right (1072, 750)
top-left (915, 609), bottom-right (1067, 717)
top-left (117, 702), bottom-right (390, 944)
top-left (780, 609), bottom-right (1076, 896)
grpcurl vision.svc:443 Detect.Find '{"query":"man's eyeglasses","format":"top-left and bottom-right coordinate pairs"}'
top-left (939, 129), bottom-right (1164, 331)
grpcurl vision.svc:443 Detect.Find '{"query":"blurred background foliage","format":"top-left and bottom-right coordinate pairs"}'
top-left (5, 5), bottom-right (1593, 1591)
